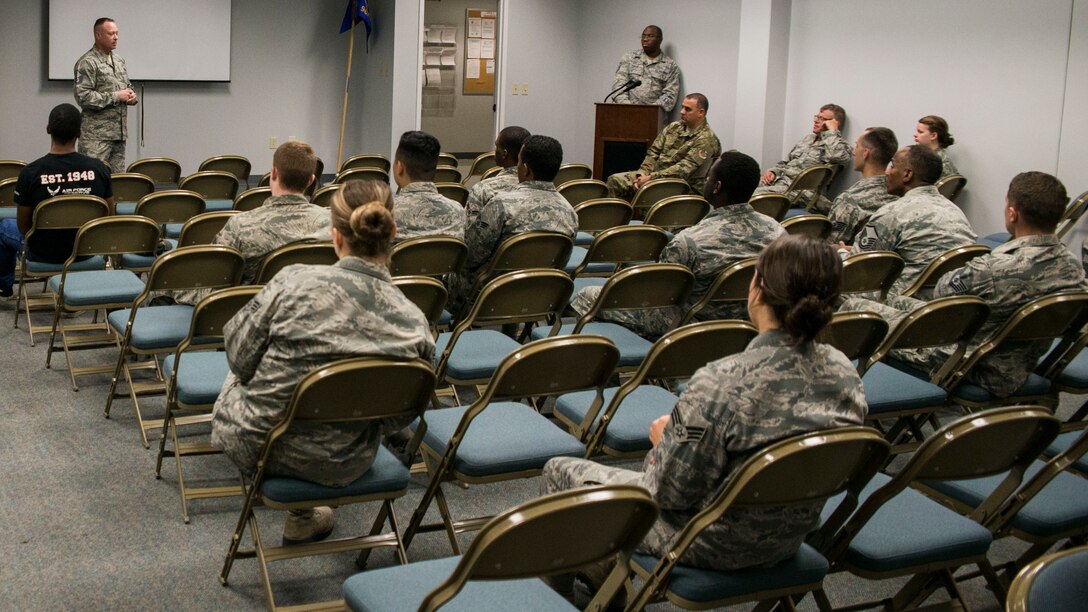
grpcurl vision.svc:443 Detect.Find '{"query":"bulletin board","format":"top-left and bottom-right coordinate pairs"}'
top-left (463, 9), bottom-right (496, 95)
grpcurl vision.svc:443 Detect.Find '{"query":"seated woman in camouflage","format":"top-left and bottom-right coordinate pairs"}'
top-left (210, 180), bottom-right (435, 545)
top-left (541, 234), bottom-right (867, 599)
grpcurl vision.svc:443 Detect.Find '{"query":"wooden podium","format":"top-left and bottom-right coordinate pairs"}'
top-left (593, 103), bottom-right (666, 180)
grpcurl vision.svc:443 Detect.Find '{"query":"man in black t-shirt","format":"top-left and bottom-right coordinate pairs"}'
top-left (0, 103), bottom-right (113, 296)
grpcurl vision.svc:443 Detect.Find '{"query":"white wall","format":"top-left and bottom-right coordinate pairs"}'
top-left (0, 0), bottom-right (393, 175)
top-left (783, 0), bottom-right (1078, 236)
top-left (1059, 0), bottom-right (1088, 251)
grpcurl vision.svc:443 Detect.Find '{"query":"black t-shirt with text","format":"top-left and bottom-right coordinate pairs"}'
top-left (13, 152), bottom-right (112, 264)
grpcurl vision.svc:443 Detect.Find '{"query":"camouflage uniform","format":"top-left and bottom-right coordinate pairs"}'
top-left (73, 47), bottom-right (131, 173)
top-left (211, 257), bottom-right (435, 487)
top-left (449, 180), bottom-right (578, 314)
top-left (753, 131), bottom-right (853, 209)
top-left (827, 175), bottom-right (899, 245)
top-left (543, 329), bottom-right (867, 570)
top-left (842, 234), bottom-right (1086, 397)
top-left (937, 148), bottom-right (958, 179)
top-left (174, 194), bottom-right (331, 304)
top-left (612, 50), bottom-right (681, 111)
top-left (607, 121), bottom-right (721, 200)
top-left (464, 167), bottom-right (518, 223)
top-left (851, 184), bottom-right (976, 298)
top-left (569, 204), bottom-right (783, 339)
top-left (393, 182), bottom-right (465, 242)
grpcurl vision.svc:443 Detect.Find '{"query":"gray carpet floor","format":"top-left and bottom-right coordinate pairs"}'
top-left (0, 296), bottom-right (1075, 610)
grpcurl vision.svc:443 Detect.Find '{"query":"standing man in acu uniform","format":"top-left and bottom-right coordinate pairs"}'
top-left (612, 25), bottom-right (681, 112)
top-left (74, 17), bottom-right (137, 173)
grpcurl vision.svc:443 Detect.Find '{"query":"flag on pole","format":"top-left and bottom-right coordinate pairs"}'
top-left (340, 0), bottom-right (373, 38)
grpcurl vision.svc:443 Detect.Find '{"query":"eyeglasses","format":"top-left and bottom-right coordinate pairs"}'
top-left (813, 115), bottom-right (834, 122)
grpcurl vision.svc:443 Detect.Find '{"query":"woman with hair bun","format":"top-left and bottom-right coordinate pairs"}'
top-left (542, 234), bottom-right (867, 585)
top-left (915, 115), bottom-right (958, 178)
top-left (211, 179), bottom-right (433, 545)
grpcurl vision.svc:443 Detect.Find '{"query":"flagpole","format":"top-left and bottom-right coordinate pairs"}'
top-left (337, 0), bottom-right (358, 171)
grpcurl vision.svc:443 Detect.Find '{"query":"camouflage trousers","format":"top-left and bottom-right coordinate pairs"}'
top-left (79, 139), bottom-right (126, 174)
top-left (570, 285), bottom-right (679, 340)
top-left (753, 181), bottom-right (830, 214)
top-left (606, 171), bottom-right (641, 201)
top-left (839, 296), bottom-right (950, 374)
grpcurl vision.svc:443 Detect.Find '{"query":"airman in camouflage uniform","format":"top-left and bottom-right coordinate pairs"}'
top-left (393, 182), bottom-right (465, 242)
top-left (937, 148), bottom-right (958, 179)
top-left (755, 105), bottom-right (852, 211)
top-left (211, 257), bottom-right (435, 487)
top-left (827, 175), bottom-right (898, 244)
top-left (607, 94), bottom-right (721, 200)
top-left (173, 193), bottom-right (330, 305)
top-left (571, 203), bottom-right (783, 339)
top-left (849, 146), bottom-right (975, 298)
top-left (449, 135), bottom-right (577, 314)
top-left (73, 18), bottom-right (136, 173)
top-left (465, 166), bottom-right (518, 223)
top-left (843, 172), bottom-right (1086, 398)
top-left (543, 328), bottom-right (867, 569)
top-left (612, 26), bottom-right (680, 111)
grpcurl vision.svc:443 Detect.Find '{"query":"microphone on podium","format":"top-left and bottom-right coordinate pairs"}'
top-left (604, 79), bottom-right (642, 103)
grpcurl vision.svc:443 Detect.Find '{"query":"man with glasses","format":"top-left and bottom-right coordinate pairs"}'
top-left (754, 103), bottom-right (852, 210)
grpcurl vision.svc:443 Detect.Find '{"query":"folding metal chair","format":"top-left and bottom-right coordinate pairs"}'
top-left (155, 286), bottom-right (261, 523)
top-left (936, 174), bottom-right (968, 203)
top-left (233, 186), bottom-right (271, 212)
top-left (1007, 544), bottom-right (1088, 612)
top-left (564, 224), bottom-right (670, 281)
top-left (558, 179), bottom-right (609, 207)
top-left (104, 245), bottom-right (245, 448)
top-left (110, 172), bottom-right (155, 214)
top-left (553, 162), bottom-right (593, 187)
top-left (334, 167), bottom-right (389, 185)
top-left (44, 216), bottom-right (160, 391)
top-left (12, 194), bottom-right (110, 346)
top-left (121, 191), bottom-right (208, 272)
top-left (748, 193), bottom-right (791, 221)
top-left (343, 485), bottom-right (657, 612)
top-left (899, 244), bottom-right (990, 299)
top-left (389, 235), bottom-right (468, 278)
top-left (638, 194), bottom-right (711, 232)
top-left (392, 276), bottom-right (448, 335)
top-left (434, 167), bottom-right (463, 184)
top-left (572, 197), bottom-right (633, 246)
top-left (816, 311), bottom-right (889, 377)
top-left (782, 213), bottom-right (832, 239)
top-left (784, 163), bottom-right (835, 211)
top-left (198, 154), bottom-right (251, 190)
top-left (310, 183), bottom-right (341, 208)
top-left (0, 159), bottom-right (27, 182)
top-left (676, 258), bottom-right (756, 326)
top-left (438, 152), bottom-right (459, 168)
top-left (128, 157), bottom-right (182, 187)
top-left (173, 210), bottom-right (238, 247)
top-left (253, 241), bottom-right (337, 284)
top-left (435, 182), bottom-right (469, 206)
top-left (630, 177), bottom-right (689, 217)
top-left (840, 251), bottom-right (904, 304)
top-left (811, 406), bottom-right (1060, 611)
top-left (339, 153), bottom-right (390, 174)
top-left (628, 427), bottom-right (889, 611)
top-left (218, 357), bottom-right (436, 610)
top-left (457, 231), bottom-right (574, 320)
top-left (461, 151), bottom-right (496, 186)
top-left (405, 335), bottom-right (620, 553)
top-left (557, 320), bottom-right (758, 457)
top-left (179, 170), bottom-right (239, 211)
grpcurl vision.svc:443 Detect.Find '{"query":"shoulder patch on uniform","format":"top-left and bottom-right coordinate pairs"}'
top-left (669, 406), bottom-right (704, 444)
top-left (948, 273), bottom-right (968, 294)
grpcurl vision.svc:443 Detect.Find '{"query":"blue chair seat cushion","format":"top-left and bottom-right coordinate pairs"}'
top-left (824, 473), bottom-right (992, 574)
top-left (563, 246), bottom-right (616, 275)
top-left (25, 255), bottom-right (106, 275)
top-left (435, 329), bottom-right (523, 381)
top-left (343, 556), bottom-right (575, 612)
top-left (555, 385), bottom-right (679, 453)
top-left (922, 460), bottom-right (1088, 540)
top-left (261, 445), bottom-right (409, 503)
top-left (48, 269), bottom-right (144, 307)
top-left (951, 372), bottom-right (1050, 404)
top-left (631, 543), bottom-right (829, 603)
top-left (163, 351), bottom-right (230, 406)
top-left (120, 253), bottom-right (155, 269)
top-left (862, 362), bottom-right (947, 415)
top-left (1053, 342), bottom-right (1088, 391)
top-left (531, 322), bottom-right (652, 368)
top-left (978, 232), bottom-right (1011, 249)
top-left (1041, 431), bottom-right (1088, 473)
top-left (115, 202), bottom-right (138, 215)
top-left (574, 231), bottom-right (594, 246)
top-left (0, 207), bottom-right (17, 220)
top-left (165, 223), bottom-right (183, 239)
top-left (1023, 548), bottom-right (1088, 610)
top-left (107, 305), bottom-right (195, 350)
top-left (204, 199), bottom-right (234, 212)
top-left (415, 402), bottom-right (585, 478)
top-left (438, 309), bottom-right (452, 327)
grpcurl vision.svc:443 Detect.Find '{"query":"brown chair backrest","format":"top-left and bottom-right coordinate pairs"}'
top-left (233, 187), bottom-right (271, 212)
top-left (573, 198), bottom-right (633, 234)
top-left (435, 182), bottom-right (469, 206)
top-left (554, 163), bottom-right (593, 187)
top-left (781, 213), bottom-right (832, 239)
top-left (899, 244), bottom-right (990, 298)
top-left (642, 194), bottom-right (711, 231)
top-left (936, 174), bottom-right (968, 203)
top-left (254, 242), bottom-right (338, 284)
top-left (127, 157), bottom-right (182, 184)
top-left (389, 236), bottom-right (468, 277)
top-left (340, 154), bottom-right (391, 174)
top-left (179, 170), bottom-right (239, 201)
top-left (111, 173), bottom-right (156, 203)
top-left (748, 193), bottom-right (790, 221)
top-left (841, 250), bottom-right (905, 303)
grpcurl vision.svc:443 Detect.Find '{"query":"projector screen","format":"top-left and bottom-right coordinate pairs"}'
top-left (49, 0), bottom-right (231, 82)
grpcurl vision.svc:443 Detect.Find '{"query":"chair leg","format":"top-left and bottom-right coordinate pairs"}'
top-left (219, 474), bottom-right (259, 586)
top-left (404, 451), bottom-right (456, 552)
top-left (979, 560), bottom-right (1007, 606)
top-left (433, 483), bottom-right (461, 555)
top-left (104, 338), bottom-right (132, 418)
top-left (812, 588), bottom-right (835, 612)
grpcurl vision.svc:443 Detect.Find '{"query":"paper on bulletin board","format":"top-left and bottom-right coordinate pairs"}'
top-left (468, 18), bottom-right (482, 38)
top-left (481, 18), bottom-right (495, 39)
top-left (466, 61), bottom-right (480, 79)
top-left (480, 39), bottom-right (494, 60)
top-left (466, 39), bottom-right (482, 59)
top-left (485, 60), bottom-right (495, 74)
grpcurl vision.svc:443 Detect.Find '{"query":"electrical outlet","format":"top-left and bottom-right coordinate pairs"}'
top-left (521, 83), bottom-right (529, 95)
top-left (288, 135), bottom-right (296, 142)
top-left (268, 136), bottom-right (277, 149)
top-left (511, 82), bottom-right (519, 95)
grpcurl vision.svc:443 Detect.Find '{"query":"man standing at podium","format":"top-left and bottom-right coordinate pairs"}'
top-left (606, 93), bottom-right (720, 201)
top-left (612, 25), bottom-right (680, 112)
